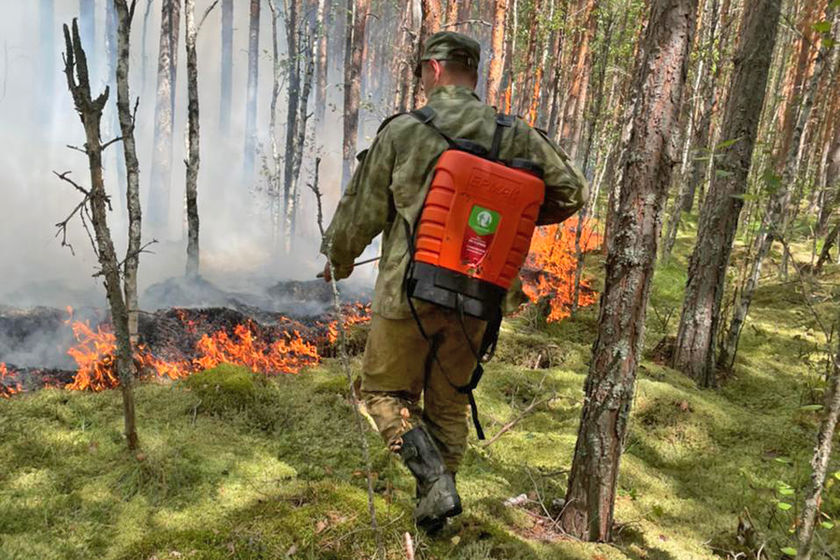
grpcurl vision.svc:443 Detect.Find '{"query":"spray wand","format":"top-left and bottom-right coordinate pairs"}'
top-left (316, 256), bottom-right (381, 279)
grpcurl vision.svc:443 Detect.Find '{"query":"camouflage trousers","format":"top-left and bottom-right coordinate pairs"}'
top-left (360, 307), bottom-right (486, 472)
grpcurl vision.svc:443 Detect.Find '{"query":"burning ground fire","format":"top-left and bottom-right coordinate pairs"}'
top-left (1, 224), bottom-right (599, 398)
top-left (521, 217), bottom-right (602, 322)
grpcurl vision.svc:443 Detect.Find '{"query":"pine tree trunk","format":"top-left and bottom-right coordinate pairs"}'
top-left (393, 0), bottom-right (418, 112)
top-left (341, 0), bottom-right (370, 190)
top-left (671, 0), bottom-right (781, 387)
top-left (719, 2), bottom-right (836, 369)
top-left (243, 0), bottom-right (261, 180)
top-left (114, 0), bottom-right (143, 345)
top-left (220, 0), bottom-right (233, 134)
top-left (149, 0), bottom-right (181, 231)
top-left (445, 0), bottom-right (458, 27)
top-left (485, 0), bottom-right (507, 107)
top-left (558, 0), bottom-right (596, 160)
top-left (559, 0), bottom-right (698, 541)
top-left (412, 0), bottom-right (442, 108)
top-left (62, 19), bottom-right (138, 451)
top-left (184, 0), bottom-right (200, 278)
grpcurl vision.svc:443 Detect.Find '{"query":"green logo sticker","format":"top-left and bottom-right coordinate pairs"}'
top-left (468, 205), bottom-right (500, 236)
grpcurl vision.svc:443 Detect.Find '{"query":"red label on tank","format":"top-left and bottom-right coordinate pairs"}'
top-left (461, 229), bottom-right (493, 266)
top-left (461, 205), bottom-right (500, 268)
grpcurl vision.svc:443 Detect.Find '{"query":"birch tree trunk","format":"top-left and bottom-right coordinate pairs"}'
top-left (219, 0), bottom-right (233, 134)
top-left (184, 0), bottom-right (200, 278)
top-left (315, 0), bottom-right (329, 128)
top-left (267, 0), bottom-right (282, 246)
top-left (114, 0), bottom-right (143, 344)
top-left (283, 0), bottom-right (302, 232)
top-left (671, 0), bottom-right (781, 387)
top-left (558, 0), bottom-right (698, 540)
top-left (486, 0), bottom-right (508, 107)
top-left (244, 0), bottom-right (261, 180)
top-left (149, 0), bottom-right (181, 231)
top-left (797, 335), bottom-right (840, 560)
top-left (341, 0), bottom-right (370, 191)
top-left (62, 19), bottom-right (138, 451)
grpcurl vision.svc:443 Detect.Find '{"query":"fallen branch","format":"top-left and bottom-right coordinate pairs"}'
top-left (480, 393), bottom-right (558, 448)
top-left (309, 157), bottom-right (385, 560)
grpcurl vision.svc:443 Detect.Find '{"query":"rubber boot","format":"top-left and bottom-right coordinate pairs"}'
top-left (399, 426), bottom-right (462, 532)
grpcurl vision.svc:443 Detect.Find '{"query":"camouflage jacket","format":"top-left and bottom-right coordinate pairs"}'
top-left (322, 85), bottom-right (588, 320)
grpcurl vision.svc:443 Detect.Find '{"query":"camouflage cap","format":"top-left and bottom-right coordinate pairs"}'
top-left (414, 31), bottom-right (481, 77)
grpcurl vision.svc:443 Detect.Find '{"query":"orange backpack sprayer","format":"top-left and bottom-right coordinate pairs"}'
top-left (405, 107), bottom-right (545, 321)
top-left (403, 106), bottom-right (546, 439)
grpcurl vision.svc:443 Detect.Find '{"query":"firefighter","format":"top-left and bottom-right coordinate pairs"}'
top-left (321, 31), bottom-right (588, 532)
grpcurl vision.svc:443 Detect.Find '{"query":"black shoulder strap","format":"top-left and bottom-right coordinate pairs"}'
top-left (377, 112), bottom-right (407, 135)
top-left (489, 113), bottom-right (515, 161)
top-left (409, 107), bottom-right (458, 149)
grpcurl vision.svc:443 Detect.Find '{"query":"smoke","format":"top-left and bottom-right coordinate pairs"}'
top-left (0, 0), bottom-right (379, 312)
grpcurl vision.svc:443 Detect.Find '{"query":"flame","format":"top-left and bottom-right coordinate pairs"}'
top-left (322, 303), bottom-right (371, 345)
top-left (65, 313), bottom-right (323, 391)
top-left (522, 216), bottom-right (602, 322)
top-left (0, 362), bottom-right (22, 398)
top-left (189, 324), bottom-right (319, 374)
top-left (66, 321), bottom-right (120, 391)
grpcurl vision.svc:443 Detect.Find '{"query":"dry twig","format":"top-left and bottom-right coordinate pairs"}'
top-left (309, 157), bottom-right (385, 560)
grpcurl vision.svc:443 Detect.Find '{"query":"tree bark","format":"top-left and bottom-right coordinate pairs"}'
top-left (283, 0), bottom-right (301, 228)
top-left (62, 19), bottom-right (138, 451)
top-left (315, 0), bottom-right (329, 128)
top-left (412, 0), bottom-right (442, 108)
top-left (393, 0), bottom-right (418, 112)
top-left (485, 0), bottom-right (507, 107)
top-left (671, 0), bottom-right (781, 387)
top-left (341, 0), bottom-right (370, 191)
top-left (149, 0), bottom-right (181, 231)
top-left (816, 221), bottom-right (840, 272)
top-left (797, 336), bottom-right (840, 560)
top-left (719, 2), bottom-right (836, 370)
top-left (243, 0), bottom-right (261, 180)
top-left (559, 0), bottom-right (698, 541)
top-left (559, 0), bottom-right (597, 160)
top-left (184, 0), bottom-right (200, 278)
top-left (114, 0), bottom-right (143, 345)
top-left (220, 0), bottom-right (233, 134)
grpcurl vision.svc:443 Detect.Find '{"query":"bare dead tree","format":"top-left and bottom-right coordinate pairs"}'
top-left (183, 0), bottom-right (219, 278)
top-left (59, 19), bottom-right (139, 451)
top-left (113, 0), bottom-right (143, 344)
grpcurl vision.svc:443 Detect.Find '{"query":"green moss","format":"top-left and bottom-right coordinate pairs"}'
top-left (2, 242), bottom-right (840, 559)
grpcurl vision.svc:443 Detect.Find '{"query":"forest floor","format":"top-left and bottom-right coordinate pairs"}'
top-left (2, 234), bottom-right (840, 560)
